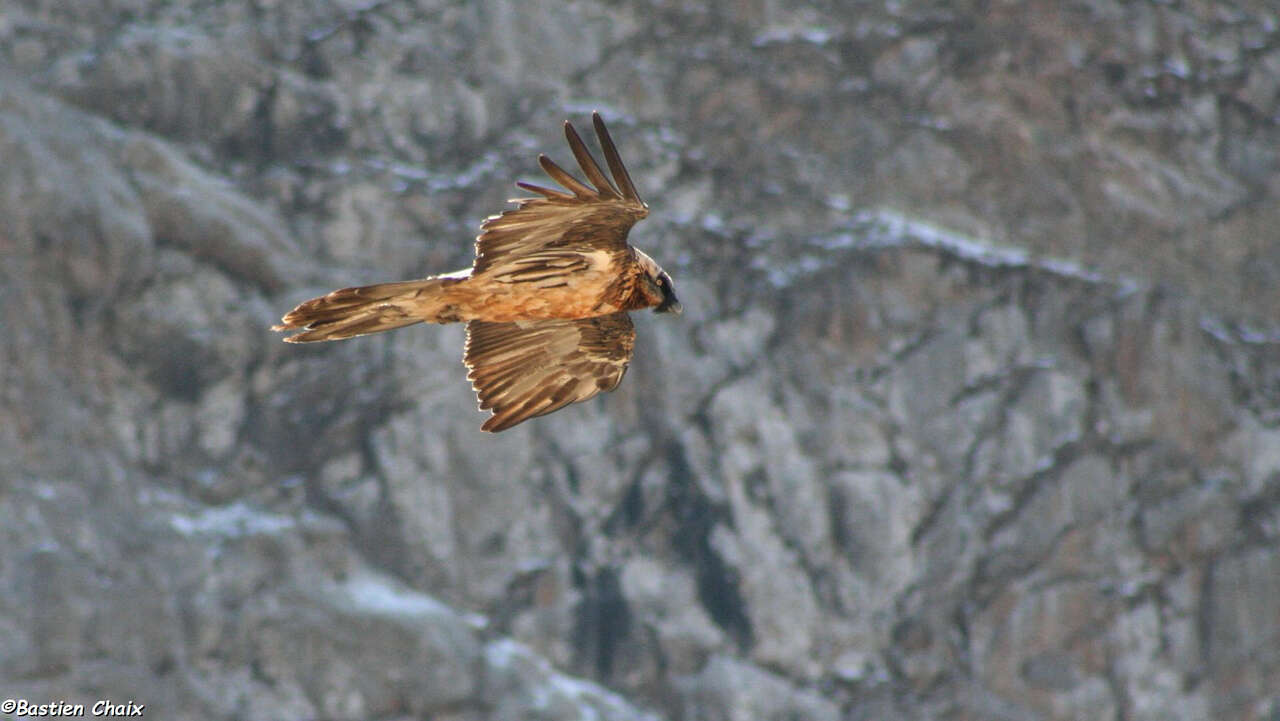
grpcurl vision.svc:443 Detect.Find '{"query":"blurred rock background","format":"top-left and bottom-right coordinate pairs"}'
top-left (2, 1), bottom-right (1279, 719)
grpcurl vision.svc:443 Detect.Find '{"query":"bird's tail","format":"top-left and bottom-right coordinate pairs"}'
top-left (272, 276), bottom-right (466, 343)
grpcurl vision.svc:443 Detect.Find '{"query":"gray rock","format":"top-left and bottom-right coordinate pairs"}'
top-left (49, 24), bottom-right (268, 143)
top-left (121, 135), bottom-right (300, 293)
top-left (483, 639), bottom-right (663, 721)
top-left (253, 569), bottom-right (484, 718)
top-left (673, 655), bottom-right (840, 721)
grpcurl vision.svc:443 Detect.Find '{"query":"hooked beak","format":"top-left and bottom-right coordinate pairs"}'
top-left (656, 295), bottom-right (682, 315)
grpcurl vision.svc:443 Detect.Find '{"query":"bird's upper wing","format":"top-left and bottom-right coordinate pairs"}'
top-left (473, 113), bottom-right (649, 280)
top-left (464, 312), bottom-right (636, 432)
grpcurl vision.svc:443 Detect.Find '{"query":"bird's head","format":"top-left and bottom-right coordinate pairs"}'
top-left (634, 249), bottom-right (682, 315)
top-left (653, 269), bottom-right (681, 314)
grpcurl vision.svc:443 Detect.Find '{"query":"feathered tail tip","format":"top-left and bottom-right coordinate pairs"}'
top-left (272, 279), bottom-right (453, 343)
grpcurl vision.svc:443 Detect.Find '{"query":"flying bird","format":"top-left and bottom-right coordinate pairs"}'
top-left (274, 113), bottom-right (681, 432)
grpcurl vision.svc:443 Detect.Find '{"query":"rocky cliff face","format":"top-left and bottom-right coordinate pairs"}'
top-left (3, 1), bottom-right (1279, 720)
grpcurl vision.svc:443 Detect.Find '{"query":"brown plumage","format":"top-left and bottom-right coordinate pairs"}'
top-left (274, 113), bottom-right (681, 432)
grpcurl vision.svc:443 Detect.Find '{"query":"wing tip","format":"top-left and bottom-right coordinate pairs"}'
top-left (537, 154), bottom-right (593, 198)
top-left (480, 413), bottom-right (515, 433)
top-left (588, 112), bottom-right (644, 205)
top-left (272, 321), bottom-right (308, 342)
top-left (563, 117), bottom-right (619, 199)
top-left (515, 180), bottom-right (574, 201)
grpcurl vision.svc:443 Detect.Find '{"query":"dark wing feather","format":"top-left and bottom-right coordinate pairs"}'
top-left (564, 121), bottom-right (620, 199)
top-left (592, 113), bottom-right (643, 203)
top-left (473, 114), bottom-right (648, 278)
top-left (464, 313), bottom-right (636, 432)
top-left (537, 154), bottom-right (596, 198)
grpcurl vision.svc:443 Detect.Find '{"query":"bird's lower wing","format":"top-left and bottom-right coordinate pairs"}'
top-left (463, 313), bottom-right (636, 432)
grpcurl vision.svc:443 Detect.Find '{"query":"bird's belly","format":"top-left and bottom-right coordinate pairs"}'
top-left (455, 274), bottom-right (623, 321)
